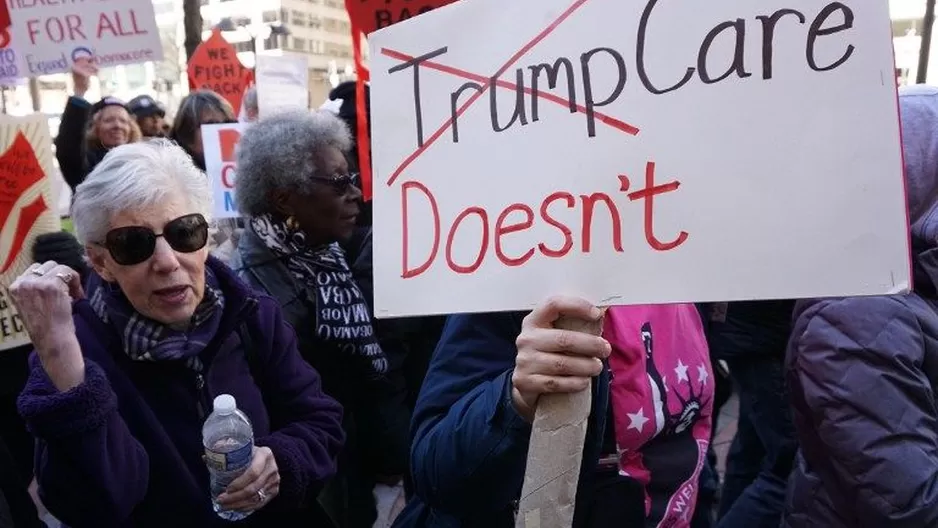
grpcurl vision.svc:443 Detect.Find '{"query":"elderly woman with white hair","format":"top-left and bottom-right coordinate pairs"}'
top-left (10, 140), bottom-right (344, 527)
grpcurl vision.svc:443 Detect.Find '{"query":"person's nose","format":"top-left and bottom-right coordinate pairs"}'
top-left (347, 183), bottom-right (363, 201)
top-left (150, 236), bottom-right (181, 273)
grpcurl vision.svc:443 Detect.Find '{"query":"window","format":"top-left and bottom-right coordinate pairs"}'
top-left (233, 41), bottom-right (254, 53)
top-left (324, 42), bottom-right (351, 58)
top-left (309, 40), bottom-right (322, 54)
top-left (280, 9), bottom-right (290, 24)
top-left (263, 36), bottom-right (283, 50)
top-left (291, 10), bottom-right (307, 27)
top-left (262, 10), bottom-right (279, 23)
top-left (292, 37), bottom-right (307, 51)
top-left (308, 15), bottom-right (322, 29)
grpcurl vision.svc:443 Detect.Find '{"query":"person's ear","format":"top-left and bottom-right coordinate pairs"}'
top-left (272, 189), bottom-right (295, 218)
top-left (86, 246), bottom-right (116, 282)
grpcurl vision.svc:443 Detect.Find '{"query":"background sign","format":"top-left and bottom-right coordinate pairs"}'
top-left (188, 29), bottom-right (252, 115)
top-left (202, 122), bottom-right (247, 220)
top-left (8, 0), bottom-right (161, 76)
top-left (0, 114), bottom-right (59, 351)
top-left (369, 0), bottom-right (908, 318)
top-left (255, 53), bottom-right (310, 117)
top-left (346, 0), bottom-right (459, 35)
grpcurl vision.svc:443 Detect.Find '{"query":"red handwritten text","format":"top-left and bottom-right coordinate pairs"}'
top-left (400, 161), bottom-right (688, 278)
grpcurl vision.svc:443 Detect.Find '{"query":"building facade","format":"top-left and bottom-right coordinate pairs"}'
top-left (892, 0), bottom-right (938, 86)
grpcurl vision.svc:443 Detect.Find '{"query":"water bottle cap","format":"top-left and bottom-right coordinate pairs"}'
top-left (213, 394), bottom-right (236, 415)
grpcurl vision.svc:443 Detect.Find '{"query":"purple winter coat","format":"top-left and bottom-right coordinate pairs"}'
top-left (16, 257), bottom-right (345, 527)
top-left (783, 86), bottom-right (938, 527)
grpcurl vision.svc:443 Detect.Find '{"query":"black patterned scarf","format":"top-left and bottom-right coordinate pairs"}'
top-left (250, 213), bottom-right (387, 379)
top-left (87, 268), bottom-right (225, 371)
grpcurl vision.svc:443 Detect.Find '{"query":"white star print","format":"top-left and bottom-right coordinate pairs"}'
top-left (675, 360), bottom-right (689, 383)
top-left (627, 407), bottom-right (650, 433)
top-left (698, 364), bottom-right (709, 385)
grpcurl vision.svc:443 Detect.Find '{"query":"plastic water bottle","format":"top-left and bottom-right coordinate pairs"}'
top-left (203, 394), bottom-right (255, 521)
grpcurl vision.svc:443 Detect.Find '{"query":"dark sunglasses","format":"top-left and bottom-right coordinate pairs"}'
top-left (312, 172), bottom-right (359, 194)
top-left (99, 213), bottom-right (210, 266)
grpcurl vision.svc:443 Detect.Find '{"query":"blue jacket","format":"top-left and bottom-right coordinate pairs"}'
top-left (394, 312), bottom-right (610, 527)
top-left (17, 258), bottom-right (345, 527)
top-left (783, 86), bottom-right (938, 527)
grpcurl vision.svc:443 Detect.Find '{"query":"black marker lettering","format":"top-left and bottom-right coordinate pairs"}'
top-left (637, 0), bottom-right (694, 94)
top-left (697, 19), bottom-right (752, 84)
top-left (529, 58), bottom-right (577, 122)
top-left (490, 68), bottom-right (529, 133)
top-left (388, 46), bottom-right (449, 148)
top-left (807, 2), bottom-right (855, 72)
top-left (580, 47), bottom-right (627, 137)
top-left (757, 9), bottom-right (807, 80)
top-left (450, 81), bottom-right (484, 143)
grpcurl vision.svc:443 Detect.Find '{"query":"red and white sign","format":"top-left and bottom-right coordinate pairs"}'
top-left (369, 0), bottom-right (908, 318)
top-left (8, 0), bottom-right (161, 76)
top-left (202, 122), bottom-right (247, 220)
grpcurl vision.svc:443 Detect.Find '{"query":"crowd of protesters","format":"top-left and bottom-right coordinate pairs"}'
top-left (0, 64), bottom-right (936, 528)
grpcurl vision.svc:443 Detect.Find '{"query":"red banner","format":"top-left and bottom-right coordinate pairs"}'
top-left (344, 0), bottom-right (459, 201)
top-left (345, 0), bottom-right (458, 36)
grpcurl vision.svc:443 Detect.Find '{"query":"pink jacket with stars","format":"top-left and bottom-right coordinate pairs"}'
top-left (604, 304), bottom-right (714, 527)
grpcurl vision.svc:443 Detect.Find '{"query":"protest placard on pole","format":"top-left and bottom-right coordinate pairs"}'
top-left (188, 29), bottom-right (252, 115)
top-left (255, 53), bottom-right (310, 117)
top-left (8, 0), bottom-right (161, 76)
top-left (0, 114), bottom-right (60, 352)
top-left (369, 0), bottom-right (907, 318)
top-left (370, 1), bottom-right (905, 525)
top-left (202, 122), bottom-right (247, 220)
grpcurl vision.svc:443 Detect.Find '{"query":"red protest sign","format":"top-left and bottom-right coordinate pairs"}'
top-left (345, 0), bottom-right (459, 35)
top-left (187, 29), bottom-right (251, 114)
top-left (0, 132), bottom-right (48, 273)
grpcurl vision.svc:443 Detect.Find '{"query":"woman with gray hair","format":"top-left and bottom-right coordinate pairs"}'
top-left (11, 140), bottom-right (344, 527)
top-left (230, 110), bottom-right (392, 526)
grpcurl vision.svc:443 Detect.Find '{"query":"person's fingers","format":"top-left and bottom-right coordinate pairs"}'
top-left (217, 449), bottom-right (277, 507)
top-left (523, 296), bottom-right (602, 330)
top-left (516, 348), bottom-right (604, 379)
top-left (32, 261), bottom-right (59, 276)
top-left (516, 327), bottom-right (610, 359)
top-left (513, 373), bottom-right (592, 397)
top-left (48, 265), bottom-right (84, 299)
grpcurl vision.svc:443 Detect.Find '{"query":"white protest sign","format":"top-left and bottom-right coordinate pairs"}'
top-left (8, 0), bottom-right (161, 76)
top-left (369, 0), bottom-right (908, 318)
top-left (0, 46), bottom-right (22, 85)
top-left (202, 122), bottom-right (248, 220)
top-left (256, 53), bottom-right (310, 117)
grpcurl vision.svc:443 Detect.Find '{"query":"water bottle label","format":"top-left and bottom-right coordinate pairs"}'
top-left (205, 440), bottom-right (253, 472)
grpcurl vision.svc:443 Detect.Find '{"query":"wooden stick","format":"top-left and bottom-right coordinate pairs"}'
top-left (516, 311), bottom-right (606, 528)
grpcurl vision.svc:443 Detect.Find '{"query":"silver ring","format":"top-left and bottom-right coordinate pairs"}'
top-left (31, 268), bottom-right (45, 276)
top-left (55, 272), bottom-right (72, 284)
top-left (256, 489), bottom-right (267, 503)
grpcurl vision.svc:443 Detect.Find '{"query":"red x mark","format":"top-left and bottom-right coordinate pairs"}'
top-left (382, 0), bottom-right (637, 187)
top-left (381, 48), bottom-right (640, 136)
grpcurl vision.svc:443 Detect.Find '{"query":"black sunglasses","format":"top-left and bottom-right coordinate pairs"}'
top-left (99, 213), bottom-right (209, 266)
top-left (312, 172), bottom-right (359, 194)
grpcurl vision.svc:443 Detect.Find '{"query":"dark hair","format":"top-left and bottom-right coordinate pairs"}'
top-left (169, 90), bottom-right (236, 149)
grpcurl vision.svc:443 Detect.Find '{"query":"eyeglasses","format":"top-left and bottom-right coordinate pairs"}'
top-left (99, 213), bottom-right (209, 266)
top-left (312, 172), bottom-right (359, 194)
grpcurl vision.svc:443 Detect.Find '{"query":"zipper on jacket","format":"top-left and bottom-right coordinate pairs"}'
top-left (194, 373), bottom-right (210, 420)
